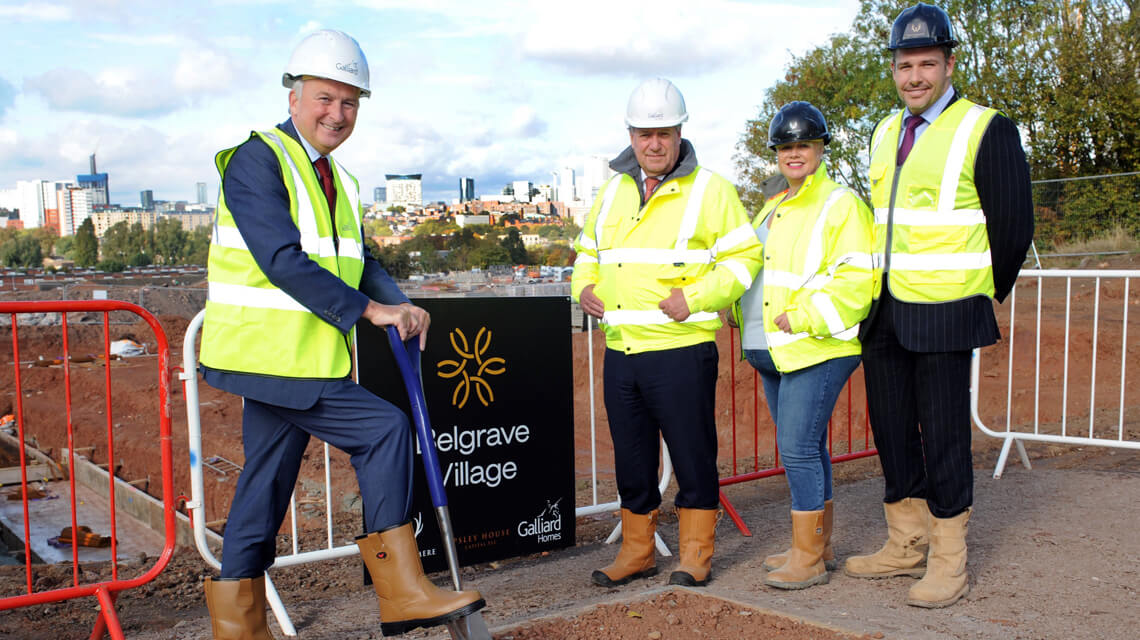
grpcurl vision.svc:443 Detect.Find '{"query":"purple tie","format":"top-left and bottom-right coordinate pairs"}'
top-left (314, 156), bottom-right (337, 220)
top-left (896, 115), bottom-right (924, 166)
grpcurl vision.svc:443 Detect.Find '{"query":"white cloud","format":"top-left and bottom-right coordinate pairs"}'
top-left (24, 46), bottom-right (247, 118)
top-left (24, 68), bottom-right (185, 117)
top-left (506, 105), bottom-right (547, 138)
top-left (521, 0), bottom-right (850, 76)
top-left (89, 32), bottom-right (184, 47)
top-left (173, 48), bottom-right (241, 93)
top-left (297, 20), bottom-right (321, 35)
top-left (0, 3), bottom-right (71, 21)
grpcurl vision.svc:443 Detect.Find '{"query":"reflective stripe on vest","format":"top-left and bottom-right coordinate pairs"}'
top-left (763, 187), bottom-right (870, 346)
top-left (870, 100), bottom-right (996, 303)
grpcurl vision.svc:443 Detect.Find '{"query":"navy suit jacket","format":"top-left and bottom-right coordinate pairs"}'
top-left (866, 95), bottom-right (1035, 352)
top-left (202, 119), bottom-right (409, 409)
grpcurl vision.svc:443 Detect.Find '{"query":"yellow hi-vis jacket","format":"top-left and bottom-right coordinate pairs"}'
top-left (869, 98), bottom-right (998, 304)
top-left (201, 128), bottom-right (365, 378)
top-left (571, 167), bottom-right (761, 354)
top-left (732, 161), bottom-right (874, 372)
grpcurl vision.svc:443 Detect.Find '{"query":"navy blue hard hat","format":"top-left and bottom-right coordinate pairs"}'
top-left (767, 101), bottom-right (830, 150)
top-left (889, 3), bottom-right (959, 50)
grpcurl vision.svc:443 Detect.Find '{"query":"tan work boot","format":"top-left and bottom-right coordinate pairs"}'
top-left (763, 499), bottom-right (836, 571)
top-left (356, 522), bottom-right (485, 636)
top-left (668, 508), bottom-right (719, 586)
top-left (204, 575), bottom-right (276, 640)
top-left (844, 497), bottom-right (930, 579)
top-left (907, 509), bottom-right (971, 608)
top-left (764, 510), bottom-right (830, 589)
top-left (592, 508), bottom-right (659, 586)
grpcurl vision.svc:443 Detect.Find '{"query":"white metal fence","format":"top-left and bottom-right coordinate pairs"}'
top-left (180, 308), bottom-right (671, 636)
top-left (971, 268), bottom-right (1140, 477)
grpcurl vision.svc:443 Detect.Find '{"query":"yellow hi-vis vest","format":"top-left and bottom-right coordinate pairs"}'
top-left (571, 167), bottom-right (761, 354)
top-left (201, 128), bottom-right (365, 378)
top-left (869, 98), bottom-right (997, 303)
top-left (732, 161), bottom-right (874, 372)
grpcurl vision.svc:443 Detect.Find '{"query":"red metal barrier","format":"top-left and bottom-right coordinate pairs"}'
top-left (718, 327), bottom-right (878, 536)
top-left (0, 300), bottom-right (176, 640)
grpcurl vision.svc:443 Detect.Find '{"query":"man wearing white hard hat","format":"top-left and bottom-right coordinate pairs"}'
top-left (199, 29), bottom-right (483, 638)
top-left (572, 78), bottom-right (761, 588)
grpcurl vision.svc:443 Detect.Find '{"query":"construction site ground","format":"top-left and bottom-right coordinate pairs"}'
top-left (1, 445), bottom-right (1137, 639)
top-left (1, 255), bottom-right (1138, 638)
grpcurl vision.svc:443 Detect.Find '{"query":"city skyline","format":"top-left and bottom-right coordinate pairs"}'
top-left (0, 1), bottom-right (860, 205)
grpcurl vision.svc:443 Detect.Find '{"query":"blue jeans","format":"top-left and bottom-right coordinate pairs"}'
top-left (744, 349), bottom-right (860, 511)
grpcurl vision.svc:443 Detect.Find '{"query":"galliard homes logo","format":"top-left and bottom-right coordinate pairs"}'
top-left (436, 327), bottom-right (506, 408)
top-left (517, 498), bottom-right (562, 544)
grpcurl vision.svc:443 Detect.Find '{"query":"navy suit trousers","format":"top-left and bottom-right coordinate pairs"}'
top-left (603, 342), bottom-right (720, 513)
top-left (220, 378), bottom-right (413, 578)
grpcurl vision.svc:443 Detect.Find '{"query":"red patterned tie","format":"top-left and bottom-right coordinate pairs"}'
top-left (896, 115), bottom-right (924, 166)
top-left (314, 156), bottom-right (337, 222)
top-left (644, 176), bottom-right (661, 201)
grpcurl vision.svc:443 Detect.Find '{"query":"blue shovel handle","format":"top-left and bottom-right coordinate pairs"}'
top-left (385, 325), bottom-right (448, 509)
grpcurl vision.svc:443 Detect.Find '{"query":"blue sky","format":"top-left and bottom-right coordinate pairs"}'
top-left (0, 0), bottom-right (860, 207)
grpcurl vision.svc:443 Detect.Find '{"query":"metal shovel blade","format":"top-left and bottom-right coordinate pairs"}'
top-left (445, 612), bottom-right (493, 640)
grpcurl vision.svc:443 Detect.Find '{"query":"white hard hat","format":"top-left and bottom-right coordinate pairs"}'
top-left (625, 78), bottom-right (689, 128)
top-left (282, 29), bottom-right (371, 98)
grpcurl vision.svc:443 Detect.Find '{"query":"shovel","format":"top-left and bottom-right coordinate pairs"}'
top-left (386, 325), bottom-right (494, 640)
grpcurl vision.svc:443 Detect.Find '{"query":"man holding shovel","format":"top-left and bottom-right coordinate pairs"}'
top-left (199, 29), bottom-right (483, 638)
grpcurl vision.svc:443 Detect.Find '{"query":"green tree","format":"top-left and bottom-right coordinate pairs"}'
top-left (153, 216), bottom-right (186, 265)
top-left (101, 221), bottom-right (134, 263)
top-left (469, 242), bottom-right (510, 269)
top-left (0, 231), bottom-right (43, 268)
top-left (73, 218), bottom-right (98, 267)
top-left (374, 244), bottom-right (413, 279)
top-left (500, 227), bottom-right (528, 264)
top-left (55, 235), bottom-right (75, 259)
top-left (33, 226), bottom-right (58, 257)
top-left (413, 219), bottom-right (459, 237)
top-left (184, 226), bottom-right (211, 265)
top-left (96, 259), bottom-right (126, 272)
top-left (364, 218), bottom-right (394, 237)
top-left (736, 0), bottom-right (1139, 241)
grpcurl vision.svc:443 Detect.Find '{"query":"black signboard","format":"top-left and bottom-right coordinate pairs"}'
top-left (356, 296), bottom-right (575, 573)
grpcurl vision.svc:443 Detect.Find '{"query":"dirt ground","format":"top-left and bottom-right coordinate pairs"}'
top-left (1, 256), bottom-right (1138, 639)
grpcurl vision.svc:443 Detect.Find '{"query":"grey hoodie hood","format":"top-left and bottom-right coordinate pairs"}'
top-left (609, 138), bottom-right (699, 202)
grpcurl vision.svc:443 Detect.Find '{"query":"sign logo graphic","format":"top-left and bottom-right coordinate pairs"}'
top-left (517, 498), bottom-right (563, 543)
top-left (437, 327), bottom-right (506, 408)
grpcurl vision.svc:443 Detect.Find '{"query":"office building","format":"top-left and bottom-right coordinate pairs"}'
top-left (196, 182), bottom-right (208, 205)
top-left (581, 155), bottom-right (613, 204)
top-left (554, 167), bottom-right (576, 203)
top-left (77, 154), bottom-right (109, 209)
top-left (460, 177), bottom-right (475, 202)
top-left (512, 180), bottom-right (533, 203)
top-left (58, 186), bottom-right (92, 236)
top-left (140, 190), bottom-right (154, 210)
top-left (373, 186), bottom-right (387, 204)
top-left (385, 174), bottom-right (422, 209)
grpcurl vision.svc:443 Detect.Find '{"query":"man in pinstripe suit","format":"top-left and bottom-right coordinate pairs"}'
top-left (844, 3), bottom-right (1034, 609)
